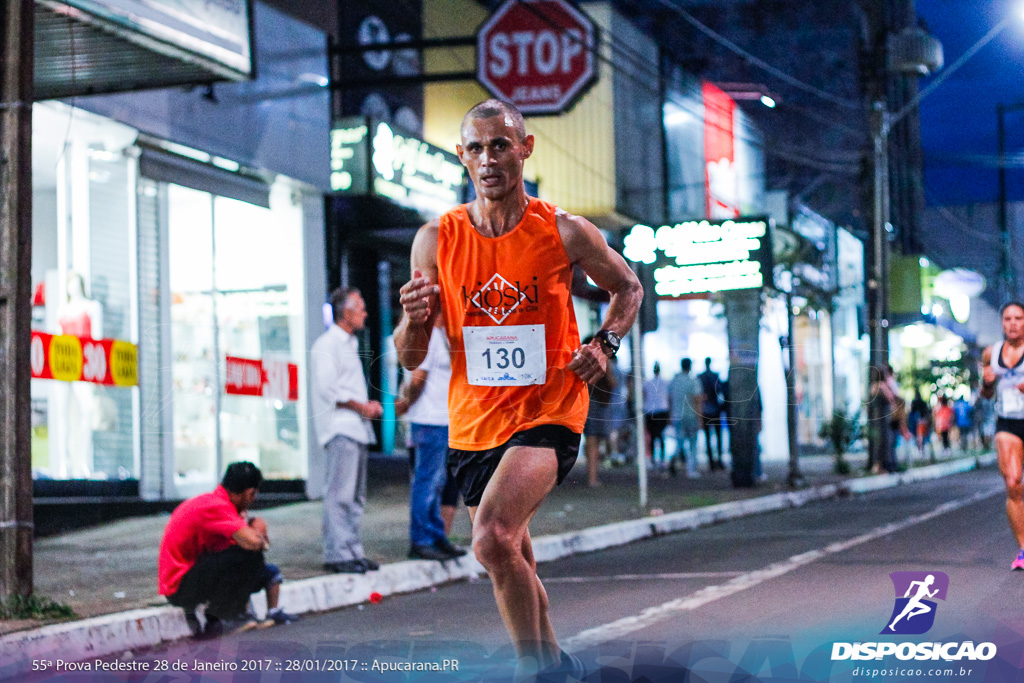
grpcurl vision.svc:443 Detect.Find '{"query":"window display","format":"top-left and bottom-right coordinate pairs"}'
top-left (168, 184), bottom-right (308, 496)
top-left (30, 103), bottom-right (140, 481)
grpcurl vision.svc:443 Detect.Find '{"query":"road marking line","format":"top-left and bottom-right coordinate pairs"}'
top-left (545, 572), bottom-right (746, 583)
top-left (563, 486), bottom-right (1002, 652)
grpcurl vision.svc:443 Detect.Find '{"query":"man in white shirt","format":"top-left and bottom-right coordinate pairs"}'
top-left (310, 288), bottom-right (382, 574)
top-left (643, 362), bottom-right (670, 469)
top-left (396, 317), bottom-right (466, 561)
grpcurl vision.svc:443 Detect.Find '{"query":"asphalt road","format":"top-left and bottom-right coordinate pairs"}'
top-left (32, 468), bottom-right (1024, 682)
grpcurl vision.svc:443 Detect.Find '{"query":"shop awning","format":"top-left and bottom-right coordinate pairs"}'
top-left (34, 0), bottom-right (253, 100)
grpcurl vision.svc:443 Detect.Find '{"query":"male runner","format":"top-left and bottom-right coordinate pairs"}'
top-left (394, 99), bottom-right (642, 678)
top-left (980, 301), bottom-right (1024, 569)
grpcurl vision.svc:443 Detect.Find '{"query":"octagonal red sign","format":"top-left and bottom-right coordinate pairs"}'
top-left (477, 0), bottom-right (597, 115)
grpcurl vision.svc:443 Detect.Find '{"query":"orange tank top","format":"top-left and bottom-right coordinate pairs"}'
top-left (438, 198), bottom-right (588, 450)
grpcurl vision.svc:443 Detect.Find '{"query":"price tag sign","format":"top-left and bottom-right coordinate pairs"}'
top-left (463, 324), bottom-right (546, 387)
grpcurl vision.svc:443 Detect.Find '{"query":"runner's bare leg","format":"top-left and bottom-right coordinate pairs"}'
top-left (997, 431), bottom-right (1024, 547)
top-left (468, 445), bottom-right (561, 674)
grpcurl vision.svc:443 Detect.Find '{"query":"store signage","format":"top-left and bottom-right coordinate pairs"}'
top-left (624, 217), bottom-right (774, 297)
top-left (704, 83), bottom-right (739, 218)
top-left (225, 356), bottom-right (298, 402)
top-left (60, 0), bottom-right (253, 76)
top-left (30, 331), bottom-right (137, 387)
top-left (331, 117), bottom-right (464, 217)
top-left (331, 121), bottom-right (371, 194)
top-left (477, 0), bottom-right (596, 115)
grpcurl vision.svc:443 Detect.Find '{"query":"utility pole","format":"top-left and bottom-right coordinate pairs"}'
top-left (0, 0), bottom-right (35, 598)
top-left (784, 289), bottom-right (803, 487)
top-left (997, 103), bottom-right (1024, 303)
top-left (867, 100), bottom-right (892, 472)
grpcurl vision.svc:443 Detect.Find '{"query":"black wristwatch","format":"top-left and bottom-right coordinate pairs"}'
top-left (594, 329), bottom-right (621, 358)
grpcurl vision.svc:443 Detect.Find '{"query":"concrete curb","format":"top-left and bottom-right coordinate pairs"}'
top-left (0, 453), bottom-right (997, 675)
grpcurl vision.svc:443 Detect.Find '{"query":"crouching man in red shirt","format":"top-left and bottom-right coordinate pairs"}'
top-left (158, 461), bottom-right (297, 637)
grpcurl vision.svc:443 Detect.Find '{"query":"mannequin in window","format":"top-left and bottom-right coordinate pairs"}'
top-left (58, 271), bottom-right (102, 340)
top-left (56, 271), bottom-right (104, 479)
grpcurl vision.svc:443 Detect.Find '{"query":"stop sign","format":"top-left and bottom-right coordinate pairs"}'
top-left (477, 0), bottom-right (596, 115)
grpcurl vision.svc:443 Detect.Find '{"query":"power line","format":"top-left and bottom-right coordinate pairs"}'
top-left (379, 0), bottom-right (867, 205)
top-left (648, 0), bottom-right (861, 111)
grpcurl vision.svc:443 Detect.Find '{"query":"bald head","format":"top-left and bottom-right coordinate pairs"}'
top-left (461, 99), bottom-right (527, 142)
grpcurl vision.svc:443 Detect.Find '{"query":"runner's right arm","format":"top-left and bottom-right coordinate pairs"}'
top-left (980, 347), bottom-right (996, 399)
top-left (395, 221), bottom-right (441, 370)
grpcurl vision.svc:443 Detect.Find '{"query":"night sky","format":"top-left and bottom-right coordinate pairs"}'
top-left (916, 0), bottom-right (1024, 205)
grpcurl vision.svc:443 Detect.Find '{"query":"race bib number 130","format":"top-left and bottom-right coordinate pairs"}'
top-left (463, 324), bottom-right (546, 386)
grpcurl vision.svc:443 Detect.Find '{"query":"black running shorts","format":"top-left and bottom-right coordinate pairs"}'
top-left (997, 417), bottom-right (1024, 443)
top-left (447, 424), bottom-right (581, 507)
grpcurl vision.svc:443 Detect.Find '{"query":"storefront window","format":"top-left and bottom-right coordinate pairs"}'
top-left (168, 183), bottom-right (308, 495)
top-left (168, 184), bottom-right (218, 492)
top-left (30, 103), bottom-right (140, 481)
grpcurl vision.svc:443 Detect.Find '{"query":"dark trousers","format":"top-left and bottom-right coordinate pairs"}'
top-left (645, 412), bottom-right (670, 462)
top-left (703, 413), bottom-right (724, 467)
top-left (168, 546), bottom-right (267, 620)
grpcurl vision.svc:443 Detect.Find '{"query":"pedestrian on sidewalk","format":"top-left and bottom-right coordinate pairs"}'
top-left (395, 316), bottom-right (467, 561)
top-left (698, 358), bottom-right (726, 471)
top-left (910, 390), bottom-right (931, 461)
top-left (310, 287), bottom-right (382, 575)
top-left (158, 462), bottom-right (297, 638)
top-left (867, 366), bottom-right (899, 472)
top-left (954, 393), bottom-right (973, 451)
top-left (643, 362), bottom-right (670, 470)
top-left (394, 99), bottom-right (642, 679)
top-left (934, 395), bottom-right (954, 458)
top-left (668, 358), bottom-right (702, 478)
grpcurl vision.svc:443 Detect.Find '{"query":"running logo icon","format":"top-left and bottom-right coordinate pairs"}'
top-left (881, 571), bottom-right (949, 635)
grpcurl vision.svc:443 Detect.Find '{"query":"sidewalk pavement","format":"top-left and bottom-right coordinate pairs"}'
top-left (0, 448), bottom-right (998, 674)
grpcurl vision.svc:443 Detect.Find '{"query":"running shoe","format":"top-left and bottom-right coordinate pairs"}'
top-left (1012, 549), bottom-right (1024, 571)
top-left (266, 608), bottom-right (299, 626)
top-left (535, 650), bottom-right (588, 683)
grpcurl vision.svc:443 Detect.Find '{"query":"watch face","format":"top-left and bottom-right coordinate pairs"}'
top-left (598, 330), bottom-right (620, 356)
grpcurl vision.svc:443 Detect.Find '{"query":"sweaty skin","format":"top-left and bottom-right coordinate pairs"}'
top-left (393, 105), bottom-right (642, 675)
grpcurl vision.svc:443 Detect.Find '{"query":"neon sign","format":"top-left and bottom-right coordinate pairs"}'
top-left (624, 217), bottom-right (774, 297)
top-left (330, 117), bottom-right (465, 218)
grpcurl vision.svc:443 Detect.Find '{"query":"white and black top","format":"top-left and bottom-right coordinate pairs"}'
top-left (990, 342), bottom-right (1024, 420)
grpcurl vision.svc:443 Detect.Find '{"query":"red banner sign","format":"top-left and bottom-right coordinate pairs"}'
top-left (30, 331), bottom-right (138, 386)
top-left (704, 82), bottom-right (739, 219)
top-left (224, 356), bottom-right (299, 402)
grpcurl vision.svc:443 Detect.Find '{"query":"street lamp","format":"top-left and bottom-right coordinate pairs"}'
top-left (997, 102), bottom-right (1024, 302)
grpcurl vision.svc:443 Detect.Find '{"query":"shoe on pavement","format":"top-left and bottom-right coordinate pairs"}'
top-left (183, 609), bottom-right (203, 638)
top-left (434, 538), bottom-right (468, 557)
top-left (194, 615), bottom-right (224, 640)
top-left (1012, 549), bottom-right (1024, 571)
top-left (324, 560), bottom-right (367, 574)
top-left (535, 650), bottom-right (588, 682)
top-left (266, 608), bottom-right (298, 626)
top-left (357, 557), bottom-right (380, 571)
top-left (409, 544), bottom-right (458, 561)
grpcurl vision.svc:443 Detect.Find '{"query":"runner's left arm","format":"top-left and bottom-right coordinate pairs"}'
top-left (558, 211), bottom-right (642, 384)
